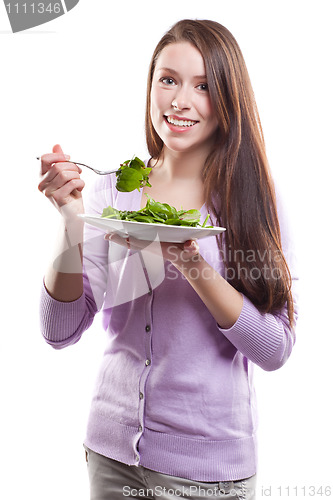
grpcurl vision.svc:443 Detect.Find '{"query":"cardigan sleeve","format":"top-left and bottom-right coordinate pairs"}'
top-left (39, 277), bottom-right (97, 349)
top-left (217, 184), bottom-right (299, 371)
top-left (217, 292), bottom-right (298, 371)
top-left (39, 174), bottom-right (114, 349)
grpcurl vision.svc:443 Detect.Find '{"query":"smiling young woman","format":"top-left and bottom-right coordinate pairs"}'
top-left (39, 18), bottom-right (298, 500)
top-left (146, 19), bottom-right (295, 326)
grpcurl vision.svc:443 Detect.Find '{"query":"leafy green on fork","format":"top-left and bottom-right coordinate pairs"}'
top-left (115, 157), bottom-right (152, 192)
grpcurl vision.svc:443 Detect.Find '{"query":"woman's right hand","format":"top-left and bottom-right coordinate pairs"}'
top-left (38, 144), bottom-right (85, 221)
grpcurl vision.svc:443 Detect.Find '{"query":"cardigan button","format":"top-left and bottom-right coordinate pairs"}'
top-left (145, 359), bottom-right (151, 366)
top-left (145, 325), bottom-right (151, 332)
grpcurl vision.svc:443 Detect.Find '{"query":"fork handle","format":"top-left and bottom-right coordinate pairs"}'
top-left (65, 161), bottom-right (94, 170)
top-left (65, 161), bottom-right (119, 175)
top-left (36, 157), bottom-right (119, 175)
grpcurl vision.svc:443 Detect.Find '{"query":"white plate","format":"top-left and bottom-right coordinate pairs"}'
top-left (78, 214), bottom-right (225, 243)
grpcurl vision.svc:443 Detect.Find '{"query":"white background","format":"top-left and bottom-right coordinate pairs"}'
top-left (0, 1), bottom-right (332, 498)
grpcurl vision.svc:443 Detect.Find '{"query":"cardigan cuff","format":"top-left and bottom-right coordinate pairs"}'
top-left (39, 280), bottom-right (86, 344)
top-left (217, 294), bottom-right (286, 369)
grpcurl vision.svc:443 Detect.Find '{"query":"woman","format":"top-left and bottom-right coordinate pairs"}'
top-left (39, 19), bottom-right (298, 500)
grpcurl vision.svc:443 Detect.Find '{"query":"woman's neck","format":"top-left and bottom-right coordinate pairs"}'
top-left (151, 147), bottom-right (209, 182)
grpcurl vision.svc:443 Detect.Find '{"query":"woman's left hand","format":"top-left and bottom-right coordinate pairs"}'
top-left (104, 233), bottom-right (201, 267)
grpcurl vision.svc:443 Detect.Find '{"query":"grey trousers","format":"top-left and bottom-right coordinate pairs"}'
top-left (84, 446), bottom-right (256, 500)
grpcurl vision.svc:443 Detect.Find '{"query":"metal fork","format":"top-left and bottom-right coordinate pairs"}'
top-left (36, 158), bottom-right (119, 175)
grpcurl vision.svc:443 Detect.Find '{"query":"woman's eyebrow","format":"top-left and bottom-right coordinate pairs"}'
top-left (156, 67), bottom-right (207, 79)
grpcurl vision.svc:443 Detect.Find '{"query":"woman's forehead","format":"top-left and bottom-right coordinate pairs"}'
top-left (155, 42), bottom-right (206, 77)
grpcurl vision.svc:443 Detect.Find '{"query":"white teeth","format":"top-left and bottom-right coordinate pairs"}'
top-left (166, 116), bottom-right (196, 127)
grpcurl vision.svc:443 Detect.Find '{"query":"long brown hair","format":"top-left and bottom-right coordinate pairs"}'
top-left (145, 19), bottom-right (294, 326)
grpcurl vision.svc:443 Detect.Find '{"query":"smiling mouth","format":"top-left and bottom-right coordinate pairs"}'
top-left (165, 116), bottom-right (198, 127)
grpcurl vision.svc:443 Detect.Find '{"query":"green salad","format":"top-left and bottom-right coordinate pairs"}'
top-left (106, 155), bottom-right (211, 228)
top-left (102, 194), bottom-right (211, 228)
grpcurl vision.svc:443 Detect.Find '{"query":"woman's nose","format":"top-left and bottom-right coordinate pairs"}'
top-left (172, 86), bottom-right (191, 110)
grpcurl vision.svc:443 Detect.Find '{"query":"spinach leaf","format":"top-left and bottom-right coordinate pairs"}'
top-left (115, 156), bottom-right (152, 192)
top-left (101, 206), bottom-right (121, 219)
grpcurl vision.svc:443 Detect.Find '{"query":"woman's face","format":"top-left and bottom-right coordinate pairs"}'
top-left (150, 42), bottom-right (219, 155)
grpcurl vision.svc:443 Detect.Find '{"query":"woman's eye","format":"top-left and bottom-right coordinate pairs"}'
top-left (161, 77), bottom-right (176, 85)
top-left (197, 83), bottom-right (208, 91)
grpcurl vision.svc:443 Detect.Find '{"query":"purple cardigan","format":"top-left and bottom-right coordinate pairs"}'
top-left (40, 172), bottom-right (298, 481)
